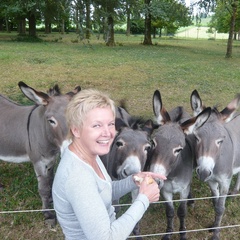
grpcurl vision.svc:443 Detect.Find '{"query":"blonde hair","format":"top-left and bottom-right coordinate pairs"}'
top-left (66, 89), bottom-right (116, 140)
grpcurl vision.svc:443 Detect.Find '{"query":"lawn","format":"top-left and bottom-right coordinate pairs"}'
top-left (0, 31), bottom-right (240, 239)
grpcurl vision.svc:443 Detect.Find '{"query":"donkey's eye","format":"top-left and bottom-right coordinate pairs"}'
top-left (116, 140), bottom-right (124, 148)
top-left (47, 117), bottom-right (57, 126)
top-left (144, 144), bottom-right (151, 153)
top-left (173, 147), bottom-right (183, 156)
top-left (215, 139), bottom-right (223, 147)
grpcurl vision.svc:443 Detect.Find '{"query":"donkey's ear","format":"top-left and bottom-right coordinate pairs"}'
top-left (141, 119), bottom-right (158, 135)
top-left (115, 117), bottom-right (128, 131)
top-left (190, 89), bottom-right (204, 116)
top-left (152, 90), bottom-right (170, 125)
top-left (153, 90), bottom-right (162, 117)
top-left (220, 93), bottom-right (240, 123)
top-left (115, 106), bottom-right (131, 127)
top-left (66, 86), bottom-right (81, 97)
top-left (18, 81), bottom-right (50, 105)
top-left (181, 107), bottom-right (211, 134)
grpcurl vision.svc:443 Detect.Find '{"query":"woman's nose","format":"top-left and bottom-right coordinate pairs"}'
top-left (102, 126), bottom-right (111, 136)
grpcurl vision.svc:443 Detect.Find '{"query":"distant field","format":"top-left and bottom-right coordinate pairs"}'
top-left (176, 26), bottom-right (229, 40)
top-left (0, 32), bottom-right (240, 239)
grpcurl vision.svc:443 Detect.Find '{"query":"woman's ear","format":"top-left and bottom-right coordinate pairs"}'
top-left (71, 126), bottom-right (81, 138)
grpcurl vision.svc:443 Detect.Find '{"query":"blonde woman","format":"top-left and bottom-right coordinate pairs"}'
top-left (52, 89), bottom-right (166, 240)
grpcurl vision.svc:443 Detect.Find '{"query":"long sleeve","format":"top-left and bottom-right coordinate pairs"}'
top-left (112, 176), bottom-right (138, 201)
top-left (53, 148), bottom-right (150, 240)
top-left (65, 170), bottom-right (149, 240)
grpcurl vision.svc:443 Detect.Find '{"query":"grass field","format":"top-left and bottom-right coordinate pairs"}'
top-left (1, 31), bottom-right (240, 240)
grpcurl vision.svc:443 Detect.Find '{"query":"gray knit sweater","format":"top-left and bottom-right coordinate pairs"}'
top-left (52, 147), bottom-right (150, 240)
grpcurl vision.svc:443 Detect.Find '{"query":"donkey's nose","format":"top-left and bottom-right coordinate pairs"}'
top-left (196, 167), bottom-right (212, 182)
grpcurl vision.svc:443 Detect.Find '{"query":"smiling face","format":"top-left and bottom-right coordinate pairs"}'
top-left (73, 107), bottom-right (116, 158)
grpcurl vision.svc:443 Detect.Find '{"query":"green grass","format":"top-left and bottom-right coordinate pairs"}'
top-left (1, 31), bottom-right (240, 239)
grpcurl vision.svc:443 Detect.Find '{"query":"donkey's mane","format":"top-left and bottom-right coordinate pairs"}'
top-left (128, 116), bottom-right (146, 130)
top-left (0, 94), bottom-right (22, 106)
top-left (47, 84), bottom-right (61, 96)
top-left (212, 106), bottom-right (221, 116)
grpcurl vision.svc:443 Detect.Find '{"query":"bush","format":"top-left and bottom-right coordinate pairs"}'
top-left (130, 20), bottom-right (145, 34)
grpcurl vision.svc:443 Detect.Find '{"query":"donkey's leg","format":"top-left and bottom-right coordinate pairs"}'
top-left (131, 189), bottom-right (143, 240)
top-left (209, 180), bottom-right (230, 240)
top-left (33, 158), bottom-right (56, 226)
top-left (178, 188), bottom-right (190, 240)
top-left (231, 172), bottom-right (240, 194)
top-left (177, 201), bottom-right (187, 240)
top-left (162, 200), bottom-right (174, 240)
top-left (187, 188), bottom-right (194, 208)
top-left (209, 181), bottom-right (219, 209)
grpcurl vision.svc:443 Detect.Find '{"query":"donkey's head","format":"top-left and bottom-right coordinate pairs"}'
top-left (182, 93), bottom-right (240, 182)
top-left (149, 90), bottom-right (190, 181)
top-left (18, 81), bottom-right (81, 154)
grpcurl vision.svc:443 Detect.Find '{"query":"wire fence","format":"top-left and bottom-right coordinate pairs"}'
top-left (1, 193), bottom-right (240, 239)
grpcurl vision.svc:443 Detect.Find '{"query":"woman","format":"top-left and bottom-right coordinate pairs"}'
top-left (52, 89), bottom-right (166, 240)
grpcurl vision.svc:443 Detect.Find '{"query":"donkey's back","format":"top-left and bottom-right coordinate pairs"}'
top-left (0, 94), bottom-right (34, 161)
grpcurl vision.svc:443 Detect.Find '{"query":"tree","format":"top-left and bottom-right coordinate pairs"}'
top-left (151, 0), bottom-right (192, 37)
top-left (142, 0), bottom-right (192, 44)
top-left (196, 0), bottom-right (239, 58)
top-left (143, 0), bottom-right (152, 45)
top-left (0, 0), bottom-right (44, 37)
top-left (43, 0), bottom-right (58, 34)
top-left (93, 0), bottom-right (121, 46)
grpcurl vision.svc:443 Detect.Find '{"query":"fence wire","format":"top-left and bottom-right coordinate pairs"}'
top-left (1, 193), bottom-right (240, 239)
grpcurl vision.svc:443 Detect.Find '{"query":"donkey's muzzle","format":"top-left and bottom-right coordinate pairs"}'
top-left (196, 167), bottom-right (212, 182)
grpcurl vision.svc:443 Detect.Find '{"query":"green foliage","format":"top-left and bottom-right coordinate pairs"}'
top-left (150, 0), bottom-right (192, 34)
top-left (208, 0), bottom-right (240, 34)
top-left (12, 35), bottom-right (43, 42)
top-left (130, 19), bottom-right (145, 34)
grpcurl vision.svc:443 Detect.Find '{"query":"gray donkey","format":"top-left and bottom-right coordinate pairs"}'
top-left (0, 81), bottom-right (80, 225)
top-left (148, 90), bottom-right (211, 240)
top-left (182, 92), bottom-right (240, 240)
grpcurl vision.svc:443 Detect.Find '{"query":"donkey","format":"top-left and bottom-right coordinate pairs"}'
top-left (100, 108), bottom-right (154, 240)
top-left (0, 81), bottom-right (80, 225)
top-left (182, 93), bottom-right (240, 240)
top-left (148, 90), bottom-right (211, 240)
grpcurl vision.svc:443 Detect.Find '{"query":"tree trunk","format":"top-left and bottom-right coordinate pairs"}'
top-left (102, 17), bottom-right (108, 41)
top-left (106, 15), bottom-right (115, 46)
top-left (5, 18), bottom-right (10, 32)
top-left (225, 0), bottom-right (238, 58)
top-left (61, 19), bottom-right (65, 34)
top-left (85, 0), bottom-right (91, 39)
top-left (126, 4), bottom-right (131, 36)
top-left (18, 17), bottom-right (26, 35)
top-left (28, 12), bottom-right (37, 37)
top-left (0, 18), bottom-right (4, 31)
top-left (143, 0), bottom-right (152, 45)
top-left (159, 28), bottom-right (162, 37)
top-left (153, 26), bottom-right (156, 38)
top-left (45, 20), bottom-right (52, 34)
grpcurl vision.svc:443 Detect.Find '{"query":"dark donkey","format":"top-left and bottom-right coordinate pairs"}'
top-left (0, 82), bottom-right (80, 225)
top-left (182, 91), bottom-right (240, 240)
top-left (148, 90), bottom-right (210, 240)
top-left (100, 107), bottom-right (154, 239)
